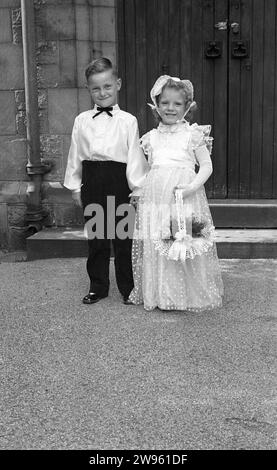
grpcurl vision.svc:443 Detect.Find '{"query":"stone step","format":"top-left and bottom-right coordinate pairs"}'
top-left (42, 185), bottom-right (277, 228)
top-left (209, 199), bottom-right (277, 228)
top-left (26, 227), bottom-right (277, 260)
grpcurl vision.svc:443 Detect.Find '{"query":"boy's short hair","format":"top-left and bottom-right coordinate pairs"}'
top-left (85, 58), bottom-right (118, 81)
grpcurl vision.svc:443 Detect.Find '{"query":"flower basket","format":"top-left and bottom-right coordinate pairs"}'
top-left (153, 190), bottom-right (215, 260)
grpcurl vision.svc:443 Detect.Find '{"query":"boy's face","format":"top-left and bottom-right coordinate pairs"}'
top-left (87, 70), bottom-right (121, 108)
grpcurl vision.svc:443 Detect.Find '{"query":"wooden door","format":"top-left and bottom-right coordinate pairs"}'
top-left (228, 0), bottom-right (277, 198)
top-left (117, 0), bottom-right (277, 199)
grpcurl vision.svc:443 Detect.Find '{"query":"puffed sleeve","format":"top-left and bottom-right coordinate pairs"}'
top-left (126, 117), bottom-right (150, 196)
top-left (140, 132), bottom-right (151, 154)
top-left (190, 124), bottom-right (213, 155)
top-left (63, 116), bottom-right (82, 192)
top-left (140, 131), bottom-right (154, 167)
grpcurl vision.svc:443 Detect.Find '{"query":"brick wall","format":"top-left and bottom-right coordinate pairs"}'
top-left (0, 0), bottom-right (117, 250)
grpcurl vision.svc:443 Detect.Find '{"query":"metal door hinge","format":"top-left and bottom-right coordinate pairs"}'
top-left (214, 20), bottom-right (228, 30)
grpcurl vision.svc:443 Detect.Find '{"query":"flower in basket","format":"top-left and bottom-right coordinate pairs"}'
top-left (170, 214), bottom-right (209, 239)
top-left (154, 213), bottom-right (215, 261)
top-left (191, 215), bottom-right (215, 240)
top-left (191, 216), bottom-right (206, 237)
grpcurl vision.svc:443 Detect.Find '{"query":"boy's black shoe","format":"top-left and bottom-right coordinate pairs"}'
top-left (122, 295), bottom-right (134, 305)
top-left (82, 292), bottom-right (108, 304)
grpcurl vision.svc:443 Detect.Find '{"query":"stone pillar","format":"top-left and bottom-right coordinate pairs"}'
top-left (0, 0), bottom-right (27, 250)
top-left (0, 0), bottom-right (118, 250)
top-left (39, 0), bottom-right (117, 231)
top-left (89, 0), bottom-right (117, 66)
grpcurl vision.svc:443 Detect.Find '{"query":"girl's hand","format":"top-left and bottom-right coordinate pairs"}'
top-left (174, 184), bottom-right (194, 199)
top-left (72, 191), bottom-right (82, 207)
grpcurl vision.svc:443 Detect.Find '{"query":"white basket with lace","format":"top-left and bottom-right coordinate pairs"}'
top-left (153, 189), bottom-right (215, 261)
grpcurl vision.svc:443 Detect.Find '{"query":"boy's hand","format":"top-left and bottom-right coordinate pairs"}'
top-left (130, 195), bottom-right (139, 207)
top-left (72, 191), bottom-right (82, 207)
top-left (174, 184), bottom-right (194, 199)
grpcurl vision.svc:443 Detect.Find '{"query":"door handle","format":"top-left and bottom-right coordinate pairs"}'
top-left (232, 40), bottom-right (249, 58)
top-left (205, 41), bottom-right (222, 58)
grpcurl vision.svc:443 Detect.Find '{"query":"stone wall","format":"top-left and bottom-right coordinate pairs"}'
top-left (0, 0), bottom-right (117, 250)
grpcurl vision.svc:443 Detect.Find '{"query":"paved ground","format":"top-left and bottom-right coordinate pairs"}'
top-left (0, 257), bottom-right (276, 450)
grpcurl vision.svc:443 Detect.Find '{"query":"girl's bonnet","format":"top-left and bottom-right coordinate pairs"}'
top-left (148, 75), bottom-right (196, 119)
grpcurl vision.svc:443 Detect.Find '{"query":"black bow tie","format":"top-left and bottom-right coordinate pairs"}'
top-left (93, 106), bottom-right (113, 118)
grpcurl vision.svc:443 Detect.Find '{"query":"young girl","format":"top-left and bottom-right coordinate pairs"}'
top-left (129, 75), bottom-right (223, 311)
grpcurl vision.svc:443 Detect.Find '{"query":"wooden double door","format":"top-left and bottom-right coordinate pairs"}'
top-left (117, 0), bottom-right (277, 199)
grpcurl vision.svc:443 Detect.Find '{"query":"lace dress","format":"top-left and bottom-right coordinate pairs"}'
top-left (129, 121), bottom-right (223, 311)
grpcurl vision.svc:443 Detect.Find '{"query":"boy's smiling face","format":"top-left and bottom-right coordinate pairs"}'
top-left (87, 69), bottom-right (121, 108)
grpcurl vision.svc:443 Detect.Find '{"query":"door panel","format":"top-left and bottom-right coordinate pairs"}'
top-left (228, 0), bottom-right (277, 198)
top-left (260, 0), bottom-right (276, 198)
top-left (117, 0), bottom-right (277, 198)
top-left (202, 0), bottom-right (228, 197)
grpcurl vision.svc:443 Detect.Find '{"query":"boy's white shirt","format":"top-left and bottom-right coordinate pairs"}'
top-left (63, 104), bottom-right (149, 196)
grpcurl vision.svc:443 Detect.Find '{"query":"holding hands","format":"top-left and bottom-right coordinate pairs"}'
top-left (130, 195), bottom-right (139, 208)
top-left (72, 191), bottom-right (139, 208)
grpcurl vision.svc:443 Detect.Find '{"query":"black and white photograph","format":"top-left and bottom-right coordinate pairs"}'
top-left (0, 0), bottom-right (276, 460)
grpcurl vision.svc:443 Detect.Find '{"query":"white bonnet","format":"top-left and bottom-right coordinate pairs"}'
top-left (149, 75), bottom-right (194, 109)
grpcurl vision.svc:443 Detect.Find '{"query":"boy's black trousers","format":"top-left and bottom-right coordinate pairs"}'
top-left (81, 160), bottom-right (134, 298)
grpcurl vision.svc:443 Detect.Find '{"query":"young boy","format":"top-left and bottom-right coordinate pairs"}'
top-left (64, 58), bottom-right (148, 305)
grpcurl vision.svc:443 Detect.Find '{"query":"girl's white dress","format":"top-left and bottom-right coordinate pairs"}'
top-left (129, 120), bottom-right (223, 311)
